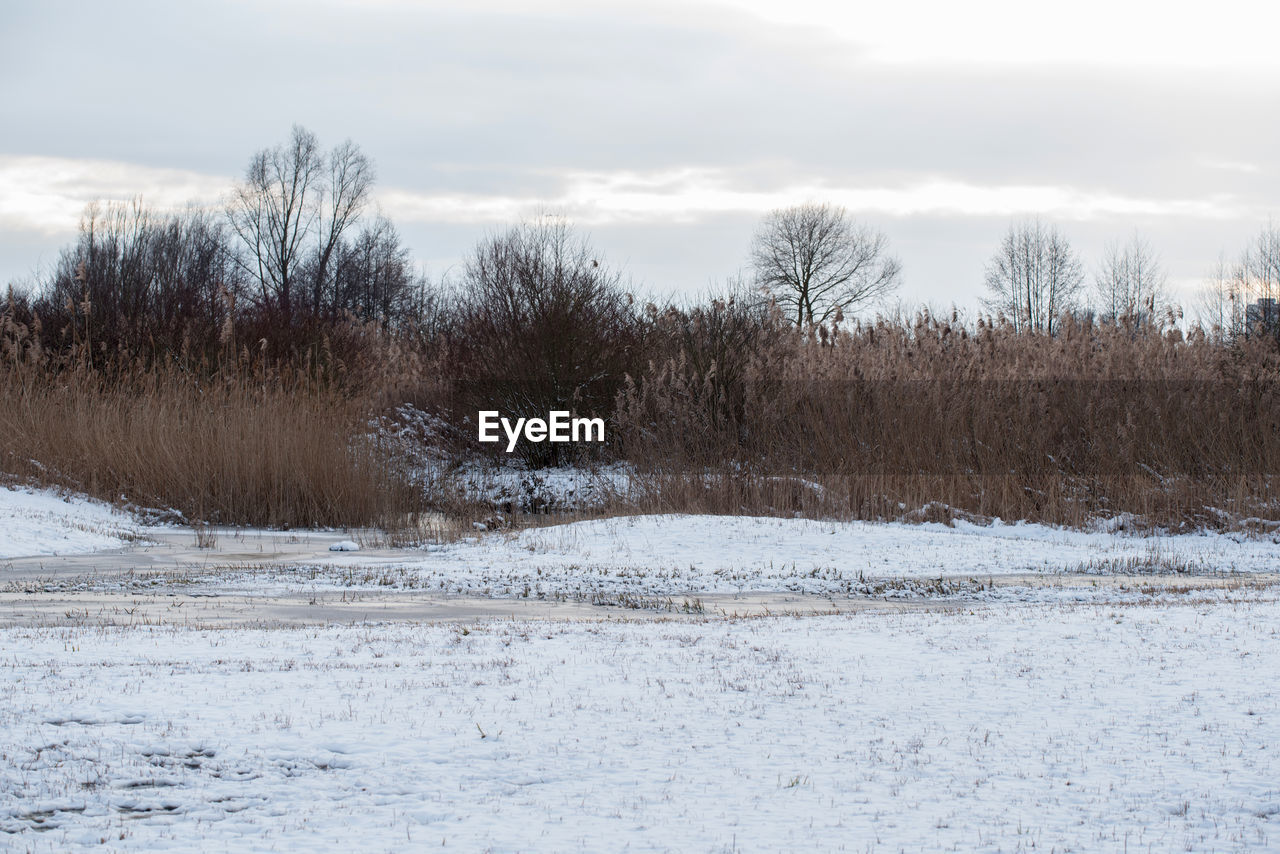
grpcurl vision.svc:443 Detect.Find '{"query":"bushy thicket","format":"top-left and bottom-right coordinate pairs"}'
top-left (6, 204), bottom-right (435, 376)
top-left (444, 219), bottom-right (647, 466)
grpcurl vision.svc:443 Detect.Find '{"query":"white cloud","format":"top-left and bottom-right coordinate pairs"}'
top-left (1201, 159), bottom-right (1262, 174)
top-left (0, 156), bottom-right (1250, 243)
top-left (380, 166), bottom-right (1246, 225)
top-left (0, 156), bottom-right (231, 234)
top-left (709, 0), bottom-right (1280, 69)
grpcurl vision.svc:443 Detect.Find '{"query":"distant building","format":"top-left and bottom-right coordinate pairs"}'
top-left (1246, 298), bottom-right (1278, 333)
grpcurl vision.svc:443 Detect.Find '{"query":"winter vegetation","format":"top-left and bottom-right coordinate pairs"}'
top-left (2, 125), bottom-right (1280, 536)
top-left (7, 0), bottom-right (1280, 845)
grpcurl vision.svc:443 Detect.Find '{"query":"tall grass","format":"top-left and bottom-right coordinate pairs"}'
top-left (6, 286), bottom-right (1280, 531)
top-left (1, 313), bottom-right (423, 528)
top-left (613, 307), bottom-right (1280, 528)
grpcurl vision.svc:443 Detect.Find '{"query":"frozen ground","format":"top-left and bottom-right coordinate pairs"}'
top-left (4, 485), bottom-right (1280, 851)
top-left (0, 485), bottom-right (142, 559)
top-left (199, 514), bottom-right (1280, 601)
top-left (6, 494), bottom-right (1280, 603)
top-left (3, 599), bottom-right (1280, 852)
top-left (4, 487), bottom-right (1280, 619)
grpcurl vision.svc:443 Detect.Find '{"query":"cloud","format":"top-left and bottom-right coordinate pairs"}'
top-left (1201, 159), bottom-right (1262, 175)
top-left (0, 156), bottom-right (232, 234)
top-left (711, 0), bottom-right (1280, 69)
top-left (0, 156), bottom-right (1250, 243)
top-left (380, 166), bottom-right (1248, 226)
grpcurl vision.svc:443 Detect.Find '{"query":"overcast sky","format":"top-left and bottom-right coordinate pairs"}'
top-left (2, 0), bottom-right (1278, 313)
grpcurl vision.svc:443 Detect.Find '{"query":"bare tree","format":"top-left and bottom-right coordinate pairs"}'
top-left (1196, 223), bottom-right (1280, 340)
top-left (41, 198), bottom-right (238, 358)
top-left (332, 215), bottom-right (415, 321)
top-left (750, 202), bottom-right (901, 326)
top-left (1243, 223), bottom-right (1280, 338)
top-left (227, 125), bottom-right (321, 322)
top-left (984, 218), bottom-right (1084, 334)
top-left (453, 217), bottom-right (643, 465)
top-left (227, 125), bottom-right (373, 323)
top-left (1196, 253), bottom-right (1241, 338)
top-left (313, 139), bottom-right (373, 317)
top-left (1095, 232), bottom-right (1167, 326)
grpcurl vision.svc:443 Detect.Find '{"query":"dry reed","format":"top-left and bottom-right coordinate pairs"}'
top-left (1, 311), bottom-right (423, 528)
top-left (612, 308), bottom-right (1280, 528)
top-left (6, 293), bottom-right (1280, 531)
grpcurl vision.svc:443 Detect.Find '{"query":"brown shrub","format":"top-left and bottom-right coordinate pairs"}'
top-left (446, 220), bottom-right (647, 467)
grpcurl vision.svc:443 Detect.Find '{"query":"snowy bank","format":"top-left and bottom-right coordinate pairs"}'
top-left (256, 514), bottom-right (1280, 599)
top-left (0, 486), bottom-right (140, 559)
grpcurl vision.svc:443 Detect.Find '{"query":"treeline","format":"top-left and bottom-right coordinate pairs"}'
top-left (5, 125), bottom-right (1280, 377)
top-left (3, 126), bottom-right (432, 370)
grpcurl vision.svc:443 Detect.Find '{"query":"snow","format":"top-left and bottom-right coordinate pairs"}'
top-left (3, 481), bottom-right (1276, 604)
top-left (371, 404), bottom-right (634, 512)
top-left (494, 513), bottom-right (1279, 577)
top-left (246, 514), bottom-right (1280, 600)
top-left (4, 599), bottom-right (1280, 851)
top-left (454, 462), bottom-right (633, 512)
top-left (327, 540), bottom-right (360, 552)
top-left (0, 485), bottom-right (140, 559)
top-left (3, 485), bottom-right (1280, 849)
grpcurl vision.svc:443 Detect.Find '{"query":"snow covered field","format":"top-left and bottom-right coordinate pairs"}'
top-left (0, 486), bottom-right (141, 559)
top-left (4, 599), bottom-right (1280, 852)
top-left (218, 514), bottom-right (1280, 602)
top-left (5, 485), bottom-right (1280, 851)
top-left (7, 484), bottom-right (1279, 596)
